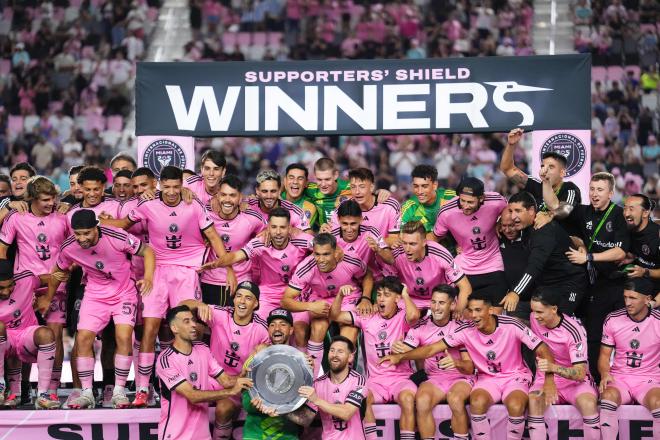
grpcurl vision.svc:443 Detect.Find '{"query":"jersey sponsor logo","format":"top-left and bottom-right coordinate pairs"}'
top-left (142, 138), bottom-right (187, 178)
top-left (167, 223), bottom-right (182, 249)
top-left (539, 132), bottom-right (587, 178)
top-left (471, 236), bottom-right (487, 250)
top-left (35, 243), bottom-right (51, 261)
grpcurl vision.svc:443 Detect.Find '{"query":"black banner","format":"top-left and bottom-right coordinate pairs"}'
top-left (136, 54), bottom-right (591, 137)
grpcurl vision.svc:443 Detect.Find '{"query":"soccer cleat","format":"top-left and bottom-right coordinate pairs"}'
top-left (101, 385), bottom-right (114, 408)
top-left (0, 383), bottom-right (5, 405)
top-left (132, 390), bottom-right (149, 408)
top-left (111, 392), bottom-right (131, 409)
top-left (62, 389), bottom-right (81, 409)
top-left (35, 392), bottom-right (61, 410)
top-left (147, 384), bottom-right (159, 407)
top-left (67, 389), bottom-right (95, 409)
top-left (3, 393), bottom-right (18, 408)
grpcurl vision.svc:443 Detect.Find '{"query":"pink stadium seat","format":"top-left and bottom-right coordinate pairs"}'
top-left (0, 59), bottom-right (10, 75)
top-left (85, 114), bottom-right (106, 132)
top-left (607, 65), bottom-right (625, 83)
top-left (222, 32), bottom-right (237, 48)
top-left (7, 115), bottom-right (24, 135)
top-left (49, 101), bottom-right (63, 112)
top-left (106, 115), bottom-right (123, 132)
top-left (640, 23), bottom-right (656, 33)
top-left (268, 32), bottom-right (283, 46)
top-left (625, 65), bottom-right (641, 80)
top-left (591, 66), bottom-right (607, 83)
top-left (237, 32), bottom-right (251, 46)
top-left (253, 32), bottom-right (267, 47)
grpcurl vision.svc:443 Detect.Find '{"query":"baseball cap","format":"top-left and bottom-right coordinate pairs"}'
top-left (267, 308), bottom-right (293, 326)
top-left (71, 209), bottom-right (99, 230)
top-left (235, 281), bottom-right (260, 300)
top-left (627, 277), bottom-right (655, 296)
top-left (456, 177), bottom-right (484, 197)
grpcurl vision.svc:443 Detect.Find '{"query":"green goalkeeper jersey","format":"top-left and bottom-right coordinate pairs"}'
top-left (400, 187), bottom-right (456, 232)
top-left (303, 179), bottom-right (352, 226)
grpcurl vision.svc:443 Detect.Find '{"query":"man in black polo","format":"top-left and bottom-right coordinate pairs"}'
top-left (623, 193), bottom-right (660, 300)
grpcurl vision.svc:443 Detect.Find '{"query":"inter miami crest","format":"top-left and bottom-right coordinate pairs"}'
top-left (415, 277), bottom-right (424, 286)
top-left (472, 227), bottom-right (481, 235)
top-left (142, 139), bottom-right (187, 178)
top-left (230, 342), bottom-right (240, 352)
top-left (378, 331), bottom-right (387, 340)
top-left (486, 350), bottom-right (496, 360)
top-left (630, 339), bottom-right (640, 350)
top-left (37, 233), bottom-right (47, 243)
top-left (95, 261), bottom-right (104, 270)
top-left (169, 224), bottom-right (179, 233)
top-left (221, 234), bottom-right (230, 243)
top-left (539, 133), bottom-right (587, 178)
top-left (189, 372), bottom-right (198, 382)
top-left (281, 264), bottom-right (290, 272)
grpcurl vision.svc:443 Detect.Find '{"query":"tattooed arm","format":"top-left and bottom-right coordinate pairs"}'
top-left (538, 358), bottom-right (587, 381)
top-left (500, 128), bottom-right (529, 189)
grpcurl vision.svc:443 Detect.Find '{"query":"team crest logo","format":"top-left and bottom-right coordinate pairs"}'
top-left (486, 350), bottom-right (496, 360)
top-left (95, 261), bottom-right (104, 270)
top-left (378, 331), bottom-right (387, 340)
top-left (472, 226), bottom-right (481, 235)
top-left (189, 372), bottom-right (198, 382)
top-left (37, 233), bottom-right (47, 243)
top-left (327, 284), bottom-right (336, 291)
top-left (281, 264), bottom-right (290, 272)
top-left (169, 224), bottom-right (179, 233)
top-left (576, 342), bottom-right (583, 351)
top-left (415, 277), bottom-right (424, 286)
top-left (221, 234), bottom-right (230, 243)
top-left (630, 339), bottom-right (640, 349)
top-left (539, 133), bottom-right (587, 178)
top-left (230, 342), bottom-right (239, 352)
top-left (13, 309), bottom-right (20, 318)
top-left (142, 139), bottom-right (187, 178)
top-left (605, 221), bottom-right (613, 232)
top-left (642, 244), bottom-right (650, 255)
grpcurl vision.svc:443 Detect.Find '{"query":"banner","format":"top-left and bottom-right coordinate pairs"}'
top-left (136, 55), bottom-right (591, 137)
top-left (136, 136), bottom-right (195, 178)
top-left (0, 404), bottom-right (653, 440)
top-left (531, 130), bottom-right (592, 197)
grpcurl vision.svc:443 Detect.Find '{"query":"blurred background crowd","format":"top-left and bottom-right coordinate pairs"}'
top-left (0, 0), bottom-right (657, 205)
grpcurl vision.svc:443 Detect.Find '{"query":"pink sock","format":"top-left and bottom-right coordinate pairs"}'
top-left (0, 335), bottom-right (6, 379)
top-left (306, 341), bottom-right (324, 378)
top-left (652, 409), bottom-right (660, 439)
top-left (76, 356), bottom-right (95, 390)
top-left (37, 342), bottom-right (56, 394)
top-left (213, 421), bottom-right (232, 440)
top-left (49, 365), bottom-right (62, 392)
top-left (600, 400), bottom-right (619, 439)
top-left (137, 351), bottom-right (155, 391)
top-left (527, 415), bottom-right (546, 440)
top-left (7, 366), bottom-right (21, 394)
top-left (507, 416), bottom-right (525, 440)
top-left (470, 414), bottom-right (491, 440)
top-left (114, 354), bottom-right (132, 388)
top-left (364, 422), bottom-right (377, 440)
top-left (582, 414), bottom-right (601, 440)
top-left (399, 431), bottom-right (415, 440)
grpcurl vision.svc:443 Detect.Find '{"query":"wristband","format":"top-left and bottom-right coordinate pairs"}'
top-left (644, 269), bottom-right (650, 278)
top-left (586, 253), bottom-right (594, 263)
top-left (359, 296), bottom-right (373, 304)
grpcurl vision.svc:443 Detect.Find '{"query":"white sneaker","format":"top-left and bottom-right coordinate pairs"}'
top-left (68, 389), bottom-right (95, 409)
top-left (147, 384), bottom-right (159, 407)
top-left (101, 385), bottom-right (114, 408)
top-left (111, 392), bottom-right (131, 409)
top-left (62, 388), bottom-right (81, 409)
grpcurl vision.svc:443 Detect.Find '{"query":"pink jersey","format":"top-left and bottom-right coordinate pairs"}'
top-left (530, 313), bottom-right (589, 371)
top-left (201, 209), bottom-right (265, 285)
top-left (349, 307), bottom-right (413, 378)
top-left (289, 252), bottom-right (367, 302)
top-left (119, 197), bottom-right (149, 277)
top-left (208, 306), bottom-right (269, 376)
top-left (157, 341), bottom-right (224, 440)
top-left (330, 198), bottom-right (401, 235)
top-left (391, 241), bottom-right (464, 308)
top-left (183, 174), bottom-right (215, 206)
top-left (56, 226), bottom-right (142, 301)
top-left (247, 198), bottom-right (310, 231)
top-left (311, 370), bottom-right (368, 439)
top-left (433, 192), bottom-right (507, 274)
top-left (404, 317), bottom-right (472, 383)
top-left (128, 195), bottom-right (213, 267)
top-left (601, 308), bottom-right (660, 378)
top-left (444, 315), bottom-right (541, 378)
top-left (66, 197), bottom-right (121, 233)
top-left (0, 210), bottom-right (68, 274)
top-left (0, 270), bottom-right (40, 331)
top-left (242, 234), bottom-right (313, 301)
top-left (331, 225), bottom-right (388, 279)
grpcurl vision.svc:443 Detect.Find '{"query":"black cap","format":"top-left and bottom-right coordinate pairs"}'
top-left (456, 177), bottom-right (485, 198)
top-left (235, 281), bottom-right (260, 300)
top-left (267, 308), bottom-right (293, 326)
top-left (71, 209), bottom-right (99, 230)
top-left (628, 277), bottom-right (655, 296)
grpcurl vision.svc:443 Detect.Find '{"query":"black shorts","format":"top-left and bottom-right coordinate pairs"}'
top-left (466, 271), bottom-right (508, 304)
top-left (200, 282), bottom-right (233, 306)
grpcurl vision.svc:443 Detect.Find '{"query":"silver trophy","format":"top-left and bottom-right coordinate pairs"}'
top-left (247, 345), bottom-right (314, 415)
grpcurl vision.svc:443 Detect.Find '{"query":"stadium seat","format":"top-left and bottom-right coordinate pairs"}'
top-left (0, 58), bottom-right (10, 75)
top-left (625, 65), bottom-right (641, 80)
top-left (253, 32), bottom-right (267, 47)
top-left (106, 115), bottom-right (124, 132)
top-left (222, 32), bottom-right (237, 48)
top-left (591, 66), bottom-right (607, 83)
top-left (7, 115), bottom-right (24, 140)
top-left (607, 65), bottom-right (625, 83)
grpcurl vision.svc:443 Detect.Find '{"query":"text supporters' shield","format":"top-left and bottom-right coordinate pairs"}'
top-left (248, 345), bottom-right (314, 415)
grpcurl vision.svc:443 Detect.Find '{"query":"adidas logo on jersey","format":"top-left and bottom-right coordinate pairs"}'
top-left (222, 223), bottom-right (230, 228)
top-left (326, 275), bottom-right (333, 279)
top-left (415, 267), bottom-right (422, 271)
top-left (348, 246), bottom-right (355, 251)
top-left (333, 388), bottom-right (340, 393)
top-left (543, 332), bottom-right (549, 337)
top-left (233, 330), bottom-right (241, 335)
top-left (632, 327), bottom-right (640, 332)
top-left (363, 216), bottom-right (369, 221)
top-left (486, 339), bottom-right (494, 345)
top-left (37, 221), bottom-right (45, 226)
top-left (471, 216), bottom-right (478, 221)
top-left (8, 298), bottom-right (15, 304)
top-left (91, 250), bottom-right (97, 255)
top-left (281, 253), bottom-right (288, 259)
top-left (170, 212), bottom-right (177, 216)
top-left (188, 359), bottom-right (193, 365)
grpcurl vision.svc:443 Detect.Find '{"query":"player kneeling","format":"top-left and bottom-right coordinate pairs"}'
top-left (0, 264), bottom-right (59, 409)
top-left (527, 288), bottom-right (600, 440)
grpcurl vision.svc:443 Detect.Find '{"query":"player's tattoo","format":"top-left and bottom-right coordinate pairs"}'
top-left (554, 365), bottom-right (583, 381)
top-left (509, 170), bottom-right (528, 187)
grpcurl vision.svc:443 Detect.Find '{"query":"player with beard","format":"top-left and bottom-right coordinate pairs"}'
top-left (60, 165), bottom-right (84, 205)
top-left (381, 293), bottom-right (558, 440)
top-left (432, 178), bottom-right (508, 313)
top-left (400, 165), bottom-right (456, 236)
top-left (298, 336), bottom-right (369, 440)
top-left (200, 208), bottom-right (314, 337)
top-left (0, 163), bottom-right (37, 223)
top-left (331, 199), bottom-right (393, 282)
top-left (111, 169), bottom-right (134, 202)
top-left (248, 170), bottom-right (310, 232)
top-left (623, 194), bottom-right (660, 295)
top-left (527, 289), bottom-right (600, 440)
top-left (200, 176), bottom-right (265, 306)
top-left (598, 278), bottom-right (660, 439)
top-left (44, 209), bottom-right (155, 409)
top-left (180, 281), bottom-right (269, 440)
top-left (331, 277), bottom-right (420, 440)
top-left (281, 163), bottom-right (318, 228)
top-left (0, 177), bottom-right (69, 402)
top-left (282, 233), bottom-right (373, 376)
top-left (184, 150), bottom-right (226, 205)
top-left (0, 261), bottom-right (60, 409)
top-left (103, 165), bottom-right (234, 408)
top-left (398, 285), bottom-right (475, 440)
top-left (156, 305), bottom-right (252, 440)
top-left (381, 221), bottom-right (471, 315)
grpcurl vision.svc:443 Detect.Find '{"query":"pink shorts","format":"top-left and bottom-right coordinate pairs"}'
top-left (426, 374), bottom-right (475, 395)
top-left (143, 265), bottom-right (201, 319)
top-left (369, 375), bottom-right (417, 404)
top-left (7, 325), bottom-right (39, 363)
top-left (473, 373), bottom-right (531, 404)
top-left (36, 286), bottom-right (67, 325)
top-left (530, 374), bottom-right (597, 405)
top-left (208, 377), bottom-right (241, 406)
top-left (77, 295), bottom-right (137, 334)
top-left (610, 374), bottom-right (660, 405)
